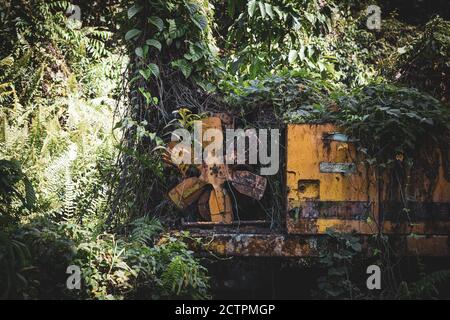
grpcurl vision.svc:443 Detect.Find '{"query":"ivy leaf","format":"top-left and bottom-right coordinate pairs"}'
top-left (288, 50), bottom-right (298, 64)
top-left (191, 14), bottom-right (208, 31)
top-left (147, 63), bottom-right (160, 77)
top-left (139, 64), bottom-right (159, 79)
top-left (146, 39), bottom-right (162, 51)
top-left (171, 59), bottom-right (192, 78)
top-left (184, 43), bottom-right (204, 62)
top-left (248, 0), bottom-right (257, 17)
top-left (148, 16), bottom-right (164, 31)
top-left (265, 3), bottom-right (274, 19)
top-left (125, 29), bottom-right (141, 41)
top-left (135, 47), bottom-right (144, 58)
top-left (168, 19), bottom-right (185, 39)
top-left (127, 4), bottom-right (142, 19)
top-left (138, 87), bottom-right (152, 105)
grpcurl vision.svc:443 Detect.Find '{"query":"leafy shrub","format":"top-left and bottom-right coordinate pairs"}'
top-left (1, 218), bottom-right (210, 300)
top-left (0, 159), bottom-right (36, 218)
top-left (315, 229), bottom-right (364, 299)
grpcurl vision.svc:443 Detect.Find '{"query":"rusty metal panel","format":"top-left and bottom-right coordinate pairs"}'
top-left (382, 221), bottom-right (450, 235)
top-left (168, 177), bottom-right (208, 209)
top-left (231, 170), bottom-right (267, 200)
top-left (406, 236), bottom-right (450, 256)
top-left (286, 124), bottom-right (378, 234)
top-left (290, 201), bottom-right (372, 220)
top-left (296, 180), bottom-right (320, 199)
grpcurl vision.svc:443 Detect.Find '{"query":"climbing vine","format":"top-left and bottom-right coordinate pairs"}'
top-left (110, 0), bottom-right (223, 223)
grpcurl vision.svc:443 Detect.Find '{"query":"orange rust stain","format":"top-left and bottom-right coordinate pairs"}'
top-left (286, 124), bottom-right (378, 234)
top-left (286, 124), bottom-right (450, 236)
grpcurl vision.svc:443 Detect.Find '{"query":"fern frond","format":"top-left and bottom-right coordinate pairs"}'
top-left (129, 216), bottom-right (163, 245)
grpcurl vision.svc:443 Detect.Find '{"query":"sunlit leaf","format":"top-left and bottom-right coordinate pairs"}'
top-left (127, 4), bottom-right (142, 19)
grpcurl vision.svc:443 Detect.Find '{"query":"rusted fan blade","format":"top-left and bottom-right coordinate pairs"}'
top-left (197, 189), bottom-right (212, 221)
top-left (163, 141), bottom-right (198, 176)
top-left (200, 116), bottom-right (222, 133)
top-left (231, 170), bottom-right (267, 200)
top-left (162, 141), bottom-right (177, 164)
top-left (200, 163), bottom-right (229, 185)
top-left (208, 187), bottom-right (233, 223)
top-left (163, 141), bottom-right (193, 165)
top-left (168, 177), bottom-right (207, 209)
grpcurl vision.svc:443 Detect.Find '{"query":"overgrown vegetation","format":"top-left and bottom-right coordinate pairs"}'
top-left (1, 0), bottom-right (449, 299)
top-left (314, 230), bottom-right (450, 299)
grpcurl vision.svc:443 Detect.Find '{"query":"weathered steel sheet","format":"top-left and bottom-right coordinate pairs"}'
top-left (177, 232), bottom-right (450, 257)
top-left (288, 201), bottom-right (372, 220)
top-left (194, 233), bottom-right (321, 257)
top-left (319, 162), bottom-right (356, 174)
top-left (286, 124), bottom-right (378, 234)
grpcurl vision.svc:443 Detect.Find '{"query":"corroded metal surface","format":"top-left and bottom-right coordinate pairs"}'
top-left (319, 162), bottom-right (356, 174)
top-left (197, 189), bottom-right (212, 221)
top-left (406, 235), bottom-right (450, 256)
top-left (168, 177), bottom-right (207, 209)
top-left (231, 170), bottom-right (267, 200)
top-left (288, 201), bottom-right (372, 219)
